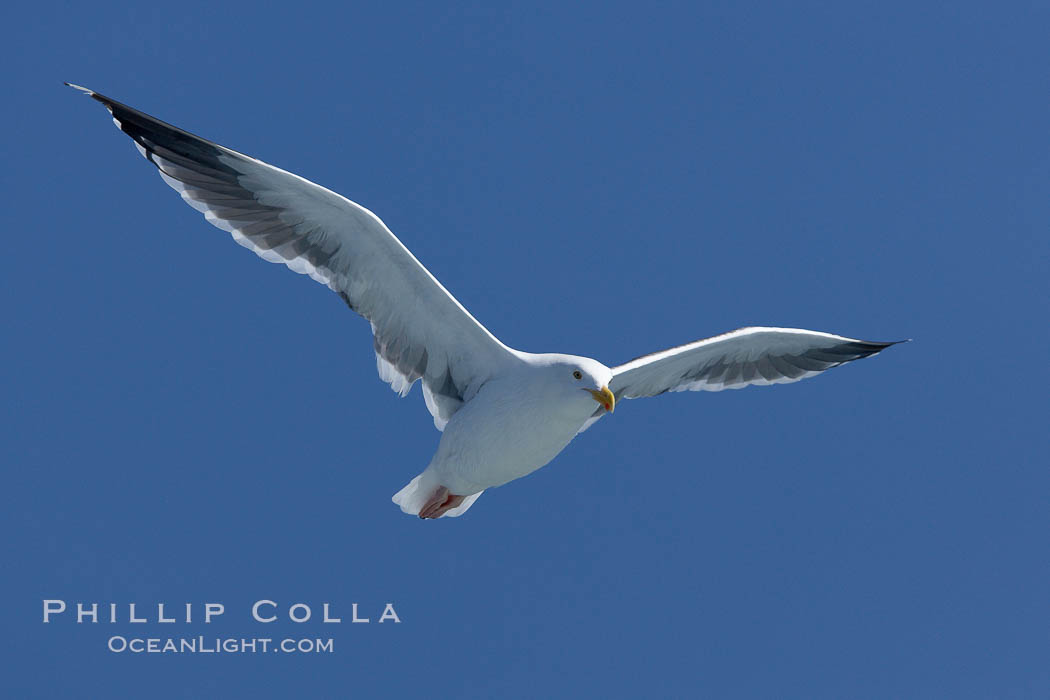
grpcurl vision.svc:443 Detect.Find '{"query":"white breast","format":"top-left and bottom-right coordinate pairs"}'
top-left (426, 374), bottom-right (591, 495)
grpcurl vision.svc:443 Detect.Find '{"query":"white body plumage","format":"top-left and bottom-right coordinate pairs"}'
top-left (393, 355), bottom-right (614, 517)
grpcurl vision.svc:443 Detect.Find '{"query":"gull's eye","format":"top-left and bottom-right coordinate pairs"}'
top-left (573, 370), bottom-right (583, 380)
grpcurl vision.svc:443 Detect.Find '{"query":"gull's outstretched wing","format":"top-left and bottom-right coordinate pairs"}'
top-left (610, 327), bottom-right (902, 400)
top-left (68, 83), bottom-right (518, 430)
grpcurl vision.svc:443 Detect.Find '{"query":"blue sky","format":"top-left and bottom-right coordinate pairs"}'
top-left (3, 2), bottom-right (1048, 698)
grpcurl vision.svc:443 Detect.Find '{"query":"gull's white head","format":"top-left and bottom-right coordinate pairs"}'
top-left (528, 354), bottom-right (615, 413)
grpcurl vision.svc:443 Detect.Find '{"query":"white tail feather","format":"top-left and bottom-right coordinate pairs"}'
top-left (392, 473), bottom-right (484, 518)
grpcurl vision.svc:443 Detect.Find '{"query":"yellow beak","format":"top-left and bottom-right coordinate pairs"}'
top-left (588, 386), bottom-right (616, 413)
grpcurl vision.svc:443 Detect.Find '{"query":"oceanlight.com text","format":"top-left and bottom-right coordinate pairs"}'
top-left (107, 636), bottom-right (334, 654)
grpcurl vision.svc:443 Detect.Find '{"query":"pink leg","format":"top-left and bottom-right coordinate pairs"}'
top-left (418, 486), bottom-right (467, 519)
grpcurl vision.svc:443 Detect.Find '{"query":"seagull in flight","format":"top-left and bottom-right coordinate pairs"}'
top-left (68, 83), bottom-right (903, 519)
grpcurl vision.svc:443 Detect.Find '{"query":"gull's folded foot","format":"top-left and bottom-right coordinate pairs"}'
top-left (418, 486), bottom-right (466, 519)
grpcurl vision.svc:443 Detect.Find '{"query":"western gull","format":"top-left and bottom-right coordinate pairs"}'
top-left (67, 83), bottom-right (904, 519)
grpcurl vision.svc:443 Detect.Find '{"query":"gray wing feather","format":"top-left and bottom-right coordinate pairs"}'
top-left (70, 84), bottom-right (518, 430)
top-left (610, 327), bottom-right (901, 399)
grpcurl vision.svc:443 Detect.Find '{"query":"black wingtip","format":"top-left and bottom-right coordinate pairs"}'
top-left (867, 338), bottom-right (910, 349)
top-left (866, 339), bottom-right (910, 356)
top-left (66, 83), bottom-right (111, 109)
top-left (847, 338), bottom-right (908, 359)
